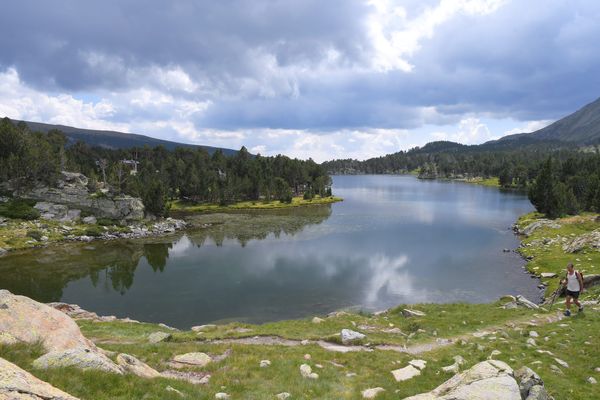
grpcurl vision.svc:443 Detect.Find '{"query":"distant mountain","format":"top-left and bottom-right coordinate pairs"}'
top-left (8, 119), bottom-right (238, 156)
top-left (490, 96), bottom-right (600, 146)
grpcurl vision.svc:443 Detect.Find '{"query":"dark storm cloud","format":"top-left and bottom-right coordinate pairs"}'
top-left (2, 0), bottom-right (600, 132)
top-left (0, 0), bottom-right (370, 91)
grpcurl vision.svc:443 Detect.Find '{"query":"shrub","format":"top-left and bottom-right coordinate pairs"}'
top-left (97, 218), bottom-right (118, 226)
top-left (0, 199), bottom-right (40, 220)
top-left (85, 226), bottom-right (103, 237)
top-left (26, 230), bottom-right (43, 241)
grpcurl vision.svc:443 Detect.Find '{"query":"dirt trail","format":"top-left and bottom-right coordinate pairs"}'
top-left (202, 310), bottom-right (567, 355)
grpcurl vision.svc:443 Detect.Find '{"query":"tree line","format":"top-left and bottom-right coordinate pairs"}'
top-left (323, 139), bottom-right (600, 218)
top-left (0, 118), bottom-right (332, 217)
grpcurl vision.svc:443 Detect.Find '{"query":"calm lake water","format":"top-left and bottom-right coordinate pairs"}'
top-left (0, 175), bottom-right (539, 328)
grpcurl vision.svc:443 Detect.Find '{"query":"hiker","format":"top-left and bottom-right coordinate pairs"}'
top-left (562, 262), bottom-right (584, 316)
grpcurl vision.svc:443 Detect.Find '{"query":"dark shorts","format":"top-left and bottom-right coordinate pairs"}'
top-left (566, 289), bottom-right (580, 299)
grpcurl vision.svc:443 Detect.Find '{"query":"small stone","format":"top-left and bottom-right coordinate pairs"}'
top-left (529, 331), bottom-right (539, 338)
top-left (300, 339), bottom-right (310, 345)
top-left (303, 354), bottom-right (311, 360)
top-left (312, 317), bottom-right (324, 324)
top-left (588, 377), bottom-right (598, 384)
top-left (408, 359), bottom-right (427, 370)
top-left (215, 393), bottom-right (230, 399)
top-left (172, 352), bottom-right (212, 368)
top-left (116, 353), bottom-right (160, 378)
top-left (341, 329), bottom-right (366, 344)
top-left (540, 272), bottom-right (557, 278)
top-left (191, 324), bottom-right (217, 332)
top-left (550, 364), bottom-right (563, 374)
top-left (361, 387), bottom-right (385, 399)
top-left (148, 331), bottom-right (172, 343)
top-left (166, 386), bottom-right (184, 397)
top-left (391, 365), bottom-right (421, 382)
top-left (346, 372), bottom-right (357, 378)
top-left (442, 363), bottom-right (460, 374)
top-left (401, 309), bottom-right (426, 317)
top-left (526, 338), bottom-right (537, 347)
top-left (488, 350), bottom-right (502, 359)
top-left (260, 360), bottom-right (271, 368)
top-left (554, 358), bottom-right (569, 368)
top-left (300, 364), bottom-right (318, 379)
top-left (276, 393), bottom-right (291, 400)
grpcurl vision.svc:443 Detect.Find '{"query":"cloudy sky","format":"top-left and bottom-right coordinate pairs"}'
top-left (1, 0), bottom-right (599, 161)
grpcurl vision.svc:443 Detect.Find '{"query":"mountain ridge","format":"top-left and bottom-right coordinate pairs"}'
top-left (5, 118), bottom-right (238, 155)
top-left (487, 96), bottom-right (600, 146)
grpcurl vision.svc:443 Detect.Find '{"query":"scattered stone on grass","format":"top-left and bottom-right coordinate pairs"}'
top-left (341, 329), bottom-right (366, 344)
top-left (116, 353), bottom-right (160, 378)
top-left (33, 347), bottom-right (123, 374)
top-left (148, 331), bottom-right (172, 343)
top-left (401, 309), bottom-right (426, 318)
top-left (391, 365), bottom-right (421, 382)
top-left (171, 352), bottom-right (212, 368)
top-left (362, 387), bottom-right (386, 399)
top-left (300, 364), bottom-right (319, 379)
top-left (166, 386), bottom-right (185, 397)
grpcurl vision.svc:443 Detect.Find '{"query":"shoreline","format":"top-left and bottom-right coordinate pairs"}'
top-left (170, 195), bottom-right (343, 214)
top-left (0, 197), bottom-right (342, 256)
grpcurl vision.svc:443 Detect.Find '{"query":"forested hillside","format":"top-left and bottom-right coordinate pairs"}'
top-left (0, 118), bottom-right (332, 216)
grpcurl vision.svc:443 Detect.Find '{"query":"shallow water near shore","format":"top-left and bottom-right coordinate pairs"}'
top-left (0, 175), bottom-right (539, 328)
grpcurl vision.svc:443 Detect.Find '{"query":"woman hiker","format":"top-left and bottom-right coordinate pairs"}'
top-left (562, 262), bottom-right (584, 316)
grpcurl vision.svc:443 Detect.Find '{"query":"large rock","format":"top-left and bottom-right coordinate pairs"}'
top-left (33, 347), bottom-right (123, 374)
top-left (19, 172), bottom-right (144, 221)
top-left (0, 290), bottom-right (96, 352)
top-left (0, 290), bottom-right (122, 374)
top-left (563, 229), bottom-right (600, 253)
top-left (0, 356), bottom-right (80, 400)
top-left (403, 360), bottom-right (520, 400)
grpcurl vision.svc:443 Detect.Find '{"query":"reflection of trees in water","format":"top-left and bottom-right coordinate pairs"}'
top-left (186, 205), bottom-right (332, 247)
top-left (0, 241), bottom-right (171, 300)
top-left (144, 243), bottom-right (172, 272)
top-left (0, 206), bottom-right (332, 300)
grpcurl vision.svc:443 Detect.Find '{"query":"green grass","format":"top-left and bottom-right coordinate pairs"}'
top-left (170, 195), bottom-right (343, 213)
top-left (455, 176), bottom-right (501, 188)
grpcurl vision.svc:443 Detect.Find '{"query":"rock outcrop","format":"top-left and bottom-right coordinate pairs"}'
top-left (0, 289), bottom-right (96, 352)
top-left (0, 356), bottom-right (80, 400)
top-left (402, 361), bottom-right (550, 400)
top-left (562, 229), bottom-right (600, 253)
top-left (0, 289), bottom-right (122, 374)
top-left (18, 171), bottom-right (144, 221)
top-left (518, 220), bottom-right (561, 237)
top-left (33, 347), bottom-right (123, 374)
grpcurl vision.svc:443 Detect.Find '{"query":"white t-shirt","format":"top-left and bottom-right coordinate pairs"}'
top-left (566, 271), bottom-right (581, 292)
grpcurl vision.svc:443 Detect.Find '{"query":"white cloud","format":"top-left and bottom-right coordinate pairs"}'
top-left (0, 67), bottom-right (127, 131)
top-left (502, 119), bottom-right (553, 136)
top-left (367, 0), bottom-right (508, 72)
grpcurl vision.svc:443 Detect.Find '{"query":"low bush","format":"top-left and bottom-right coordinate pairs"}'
top-left (26, 230), bottom-right (43, 241)
top-left (97, 218), bottom-right (118, 226)
top-left (0, 199), bottom-right (40, 220)
top-left (85, 226), bottom-right (103, 237)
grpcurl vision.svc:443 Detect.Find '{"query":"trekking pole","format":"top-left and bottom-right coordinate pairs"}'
top-left (548, 281), bottom-right (565, 309)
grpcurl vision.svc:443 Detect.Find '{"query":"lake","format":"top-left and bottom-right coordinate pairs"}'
top-left (0, 175), bottom-right (539, 328)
